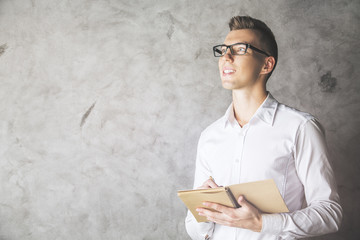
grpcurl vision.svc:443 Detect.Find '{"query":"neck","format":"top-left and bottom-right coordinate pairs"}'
top-left (232, 87), bottom-right (268, 127)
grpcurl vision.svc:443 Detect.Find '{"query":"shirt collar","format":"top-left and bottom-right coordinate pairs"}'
top-left (224, 92), bottom-right (279, 128)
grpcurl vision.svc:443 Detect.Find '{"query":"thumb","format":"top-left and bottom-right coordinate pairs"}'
top-left (237, 195), bottom-right (248, 207)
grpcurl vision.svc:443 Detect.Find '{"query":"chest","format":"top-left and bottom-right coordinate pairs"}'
top-left (201, 126), bottom-right (295, 185)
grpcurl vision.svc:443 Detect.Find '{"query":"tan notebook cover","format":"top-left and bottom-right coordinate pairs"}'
top-left (178, 179), bottom-right (289, 222)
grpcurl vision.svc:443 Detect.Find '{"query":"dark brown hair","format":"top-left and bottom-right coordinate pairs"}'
top-left (229, 16), bottom-right (278, 79)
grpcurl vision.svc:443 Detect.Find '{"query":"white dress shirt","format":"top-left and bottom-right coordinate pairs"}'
top-left (185, 93), bottom-right (342, 240)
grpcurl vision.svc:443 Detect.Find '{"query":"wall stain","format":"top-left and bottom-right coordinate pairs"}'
top-left (167, 24), bottom-right (175, 39)
top-left (319, 71), bottom-right (337, 92)
top-left (195, 48), bottom-right (202, 59)
top-left (80, 101), bottom-right (96, 128)
top-left (0, 44), bottom-right (8, 57)
top-left (159, 11), bottom-right (175, 39)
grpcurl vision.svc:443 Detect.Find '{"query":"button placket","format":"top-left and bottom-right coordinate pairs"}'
top-left (231, 130), bottom-right (241, 183)
top-left (236, 127), bottom-right (249, 183)
top-left (233, 130), bottom-right (244, 183)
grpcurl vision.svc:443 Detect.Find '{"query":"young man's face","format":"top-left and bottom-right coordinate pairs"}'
top-left (218, 29), bottom-right (268, 90)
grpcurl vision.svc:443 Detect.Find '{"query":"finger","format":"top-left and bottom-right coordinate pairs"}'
top-left (198, 207), bottom-right (234, 225)
top-left (237, 195), bottom-right (261, 213)
top-left (203, 202), bottom-right (234, 216)
top-left (197, 207), bottom-right (223, 220)
top-left (198, 179), bottom-right (219, 189)
top-left (237, 195), bottom-right (255, 209)
top-left (207, 179), bottom-right (219, 188)
top-left (196, 207), bottom-right (214, 218)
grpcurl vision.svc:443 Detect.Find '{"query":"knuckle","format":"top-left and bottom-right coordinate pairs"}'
top-left (206, 210), bottom-right (213, 217)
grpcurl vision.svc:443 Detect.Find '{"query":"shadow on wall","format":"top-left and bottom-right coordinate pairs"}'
top-left (0, 44), bottom-right (8, 57)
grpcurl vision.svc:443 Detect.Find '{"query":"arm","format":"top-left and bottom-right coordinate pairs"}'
top-left (185, 134), bottom-right (216, 240)
top-left (195, 119), bottom-right (343, 238)
top-left (261, 118), bottom-right (342, 238)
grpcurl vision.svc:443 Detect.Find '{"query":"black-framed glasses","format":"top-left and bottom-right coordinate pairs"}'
top-left (213, 42), bottom-right (270, 57)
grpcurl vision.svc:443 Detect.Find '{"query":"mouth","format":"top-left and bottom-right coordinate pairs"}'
top-left (222, 68), bottom-right (236, 76)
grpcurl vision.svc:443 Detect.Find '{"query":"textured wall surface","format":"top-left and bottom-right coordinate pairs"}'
top-left (0, 0), bottom-right (359, 239)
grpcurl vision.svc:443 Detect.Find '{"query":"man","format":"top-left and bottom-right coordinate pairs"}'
top-left (185, 16), bottom-right (342, 239)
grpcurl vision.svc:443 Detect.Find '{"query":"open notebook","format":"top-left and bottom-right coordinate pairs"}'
top-left (178, 179), bottom-right (289, 222)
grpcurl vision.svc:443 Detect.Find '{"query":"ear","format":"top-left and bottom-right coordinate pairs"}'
top-left (261, 56), bottom-right (276, 75)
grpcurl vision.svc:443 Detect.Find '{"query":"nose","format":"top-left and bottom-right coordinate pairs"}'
top-left (223, 48), bottom-right (234, 62)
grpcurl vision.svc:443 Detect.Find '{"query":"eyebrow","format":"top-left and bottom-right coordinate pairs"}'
top-left (223, 41), bottom-right (250, 45)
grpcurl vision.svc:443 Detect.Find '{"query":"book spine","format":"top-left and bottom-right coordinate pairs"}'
top-left (225, 187), bottom-right (241, 208)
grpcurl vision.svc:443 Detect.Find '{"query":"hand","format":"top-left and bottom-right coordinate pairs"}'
top-left (197, 178), bottom-right (219, 189)
top-left (196, 195), bottom-right (263, 232)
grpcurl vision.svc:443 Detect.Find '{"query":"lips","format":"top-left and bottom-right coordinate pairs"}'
top-left (222, 67), bottom-right (236, 76)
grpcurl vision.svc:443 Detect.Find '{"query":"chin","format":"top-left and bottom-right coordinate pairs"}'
top-left (222, 82), bottom-right (236, 90)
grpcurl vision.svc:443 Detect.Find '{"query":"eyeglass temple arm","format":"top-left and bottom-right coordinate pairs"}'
top-left (249, 45), bottom-right (270, 57)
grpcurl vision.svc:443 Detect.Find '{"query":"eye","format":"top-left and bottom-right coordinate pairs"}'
top-left (233, 44), bottom-right (247, 55)
top-left (234, 46), bottom-right (246, 54)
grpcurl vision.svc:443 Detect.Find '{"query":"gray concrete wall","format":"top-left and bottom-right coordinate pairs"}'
top-left (0, 0), bottom-right (358, 239)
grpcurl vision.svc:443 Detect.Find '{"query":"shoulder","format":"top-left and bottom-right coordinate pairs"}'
top-left (277, 102), bottom-right (313, 120)
top-left (198, 115), bottom-right (227, 143)
top-left (275, 102), bottom-right (315, 126)
top-left (275, 102), bottom-right (325, 137)
top-left (202, 116), bottom-right (225, 135)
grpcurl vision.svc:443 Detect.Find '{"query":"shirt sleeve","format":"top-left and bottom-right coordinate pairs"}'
top-left (185, 133), bottom-right (215, 240)
top-left (261, 118), bottom-right (343, 238)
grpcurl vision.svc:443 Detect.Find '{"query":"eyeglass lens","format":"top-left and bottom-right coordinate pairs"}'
top-left (214, 43), bottom-right (248, 57)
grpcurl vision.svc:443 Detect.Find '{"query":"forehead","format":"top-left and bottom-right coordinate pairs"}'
top-left (224, 29), bottom-right (261, 46)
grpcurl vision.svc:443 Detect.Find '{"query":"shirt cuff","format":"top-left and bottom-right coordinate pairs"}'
top-left (261, 213), bottom-right (284, 235)
top-left (197, 222), bottom-right (213, 237)
top-left (186, 210), bottom-right (214, 238)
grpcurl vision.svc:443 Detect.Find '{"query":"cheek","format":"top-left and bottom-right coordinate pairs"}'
top-left (252, 56), bottom-right (266, 71)
top-left (235, 58), bottom-right (262, 75)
